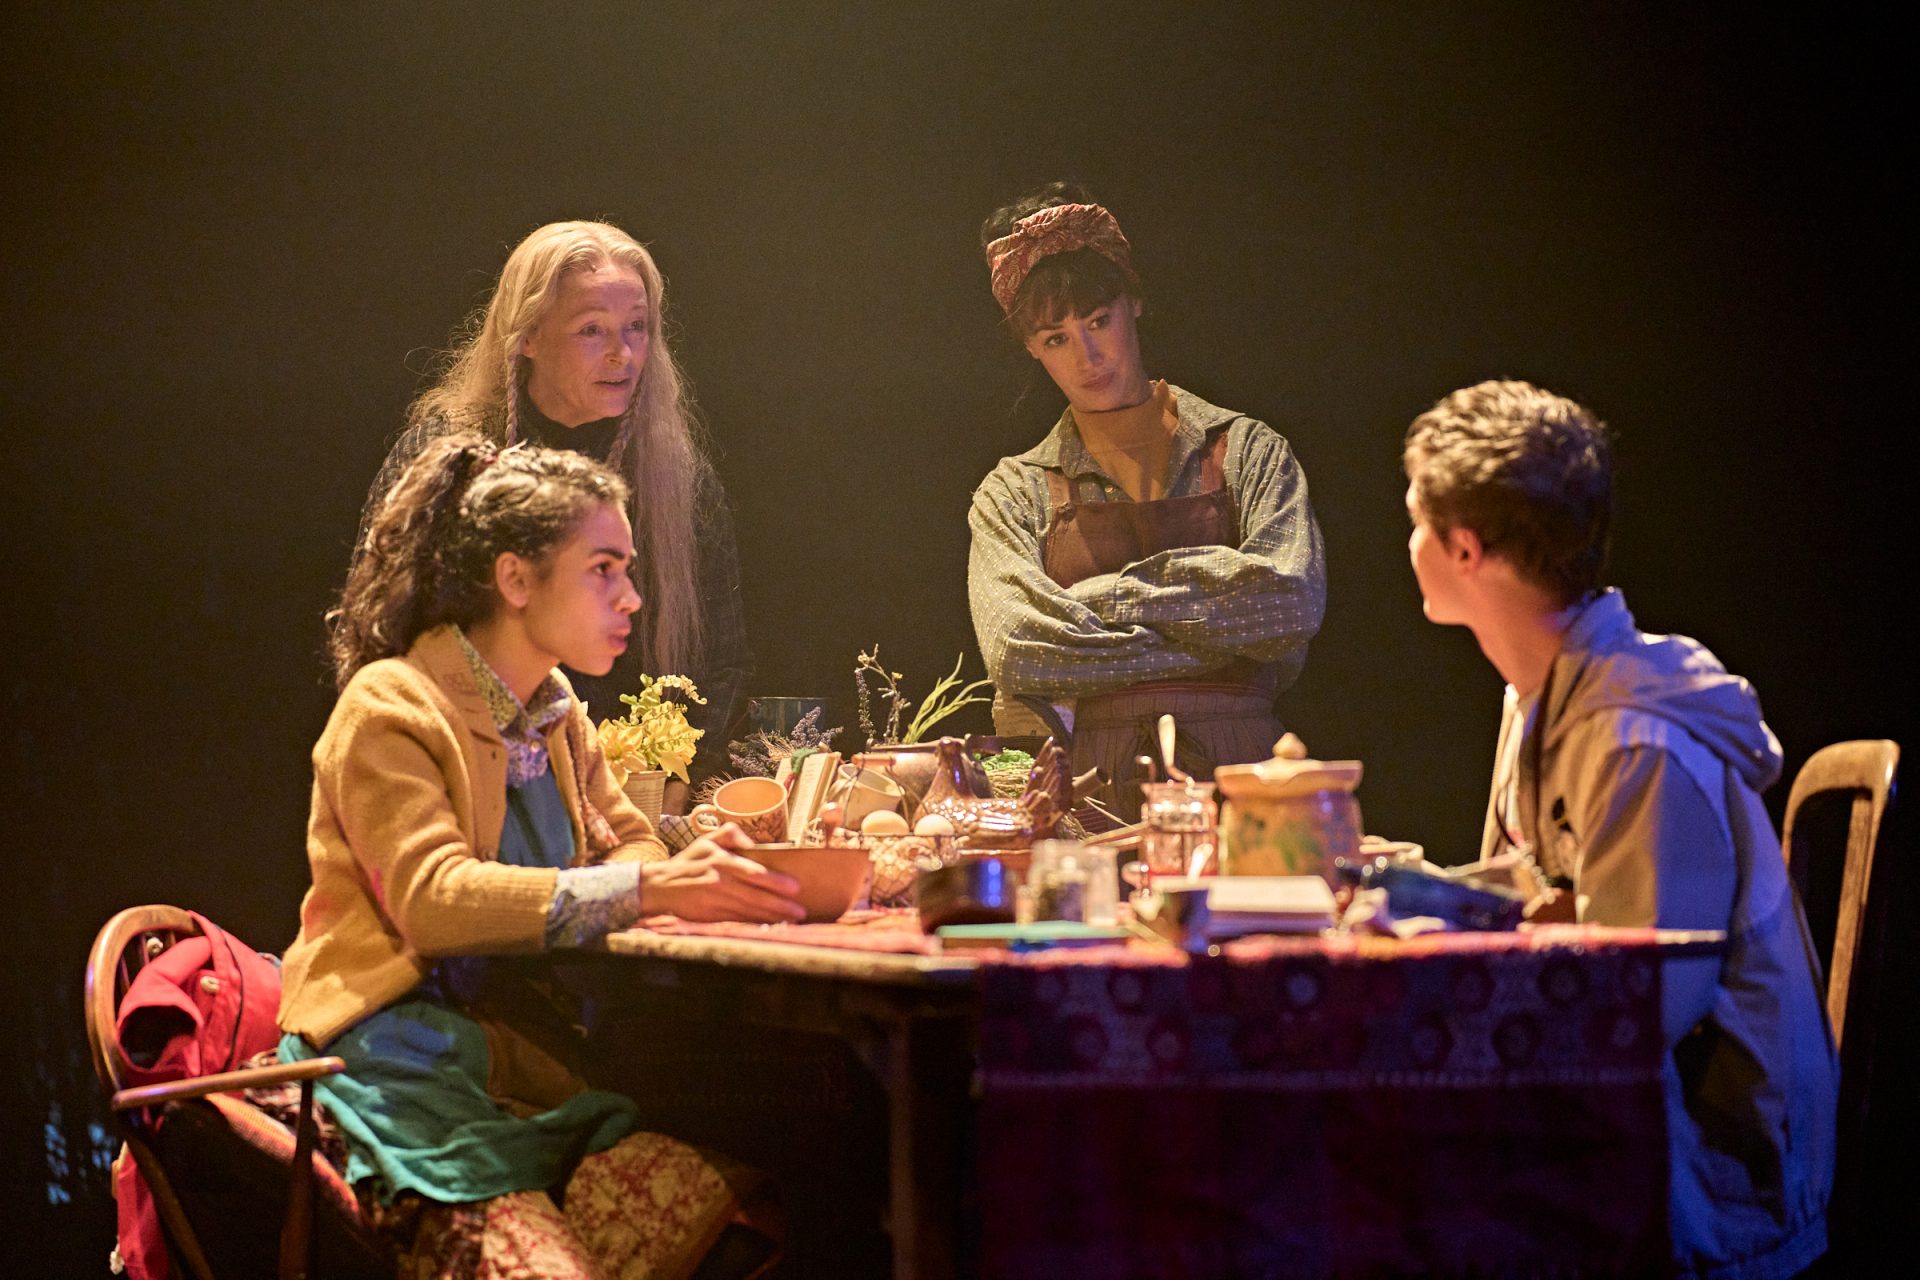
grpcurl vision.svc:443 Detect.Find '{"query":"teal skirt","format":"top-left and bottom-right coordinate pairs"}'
top-left (282, 999), bottom-right (637, 1205)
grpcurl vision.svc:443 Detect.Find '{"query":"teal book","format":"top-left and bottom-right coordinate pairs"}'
top-left (936, 921), bottom-right (1132, 951)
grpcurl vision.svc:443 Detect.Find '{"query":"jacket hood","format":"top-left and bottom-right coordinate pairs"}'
top-left (1544, 590), bottom-right (1782, 791)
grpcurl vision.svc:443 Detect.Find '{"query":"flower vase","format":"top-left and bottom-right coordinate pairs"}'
top-left (620, 769), bottom-right (668, 826)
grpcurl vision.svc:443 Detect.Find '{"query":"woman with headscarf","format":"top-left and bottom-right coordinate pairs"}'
top-left (968, 184), bottom-right (1327, 821)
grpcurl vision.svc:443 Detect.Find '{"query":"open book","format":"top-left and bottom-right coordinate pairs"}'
top-left (1158, 876), bottom-right (1337, 936)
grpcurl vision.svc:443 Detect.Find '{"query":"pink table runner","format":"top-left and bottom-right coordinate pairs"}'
top-left (634, 908), bottom-right (941, 956)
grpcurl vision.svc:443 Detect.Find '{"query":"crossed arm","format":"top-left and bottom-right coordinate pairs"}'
top-left (968, 422), bottom-right (1326, 699)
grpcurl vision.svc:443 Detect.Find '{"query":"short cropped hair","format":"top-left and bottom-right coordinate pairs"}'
top-left (1403, 380), bottom-right (1613, 605)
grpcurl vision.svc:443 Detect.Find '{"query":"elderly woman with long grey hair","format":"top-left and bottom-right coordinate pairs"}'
top-left (361, 220), bottom-right (750, 807)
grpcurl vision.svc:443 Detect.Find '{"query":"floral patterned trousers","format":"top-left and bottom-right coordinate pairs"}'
top-left (399, 1129), bottom-right (759, 1280)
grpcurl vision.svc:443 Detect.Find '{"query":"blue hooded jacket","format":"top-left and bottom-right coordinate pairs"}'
top-left (1481, 589), bottom-right (1836, 1280)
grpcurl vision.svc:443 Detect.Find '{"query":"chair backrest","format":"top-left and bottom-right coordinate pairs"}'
top-left (1780, 739), bottom-right (1899, 1053)
top-left (85, 906), bottom-right (220, 1280)
top-left (84, 904), bottom-right (203, 1096)
top-left (84, 906), bottom-right (388, 1280)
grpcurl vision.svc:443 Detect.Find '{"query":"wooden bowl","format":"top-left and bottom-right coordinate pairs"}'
top-left (743, 844), bottom-right (871, 922)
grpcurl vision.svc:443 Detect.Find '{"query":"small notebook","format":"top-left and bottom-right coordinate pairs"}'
top-left (1160, 876), bottom-right (1337, 936)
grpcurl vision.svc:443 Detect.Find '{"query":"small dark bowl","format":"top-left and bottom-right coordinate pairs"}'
top-left (914, 855), bottom-right (1020, 933)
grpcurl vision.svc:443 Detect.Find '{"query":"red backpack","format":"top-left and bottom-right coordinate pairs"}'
top-left (110, 912), bottom-right (286, 1279)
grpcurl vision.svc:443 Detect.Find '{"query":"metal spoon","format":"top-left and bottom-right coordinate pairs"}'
top-left (1157, 714), bottom-right (1192, 783)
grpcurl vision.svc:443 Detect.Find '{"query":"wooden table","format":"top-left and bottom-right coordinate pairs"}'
top-left (589, 923), bottom-right (980, 1280)
top-left (579, 921), bottom-right (1723, 1279)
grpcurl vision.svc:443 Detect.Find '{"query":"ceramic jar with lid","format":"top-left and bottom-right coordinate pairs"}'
top-left (1212, 741), bottom-right (1363, 883)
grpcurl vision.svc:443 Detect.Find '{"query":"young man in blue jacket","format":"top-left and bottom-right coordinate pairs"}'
top-left (1403, 379), bottom-right (1836, 1279)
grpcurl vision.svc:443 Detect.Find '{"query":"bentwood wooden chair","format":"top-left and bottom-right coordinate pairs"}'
top-left (1779, 740), bottom-right (1900, 1259)
top-left (85, 905), bottom-right (384, 1280)
top-left (1780, 740), bottom-right (1900, 1051)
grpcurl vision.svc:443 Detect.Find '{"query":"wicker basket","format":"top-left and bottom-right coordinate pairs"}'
top-left (620, 769), bottom-right (668, 825)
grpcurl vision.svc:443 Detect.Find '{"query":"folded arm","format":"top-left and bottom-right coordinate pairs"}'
top-left (1064, 425), bottom-right (1326, 666)
top-left (968, 468), bottom-right (1222, 698)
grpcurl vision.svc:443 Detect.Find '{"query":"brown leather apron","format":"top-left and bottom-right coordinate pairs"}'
top-left (1039, 428), bottom-right (1280, 822)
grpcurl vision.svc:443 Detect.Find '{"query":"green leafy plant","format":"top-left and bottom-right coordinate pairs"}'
top-left (854, 646), bottom-right (991, 746)
top-left (595, 675), bottom-right (706, 784)
top-left (978, 748), bottom-right (1035, 775)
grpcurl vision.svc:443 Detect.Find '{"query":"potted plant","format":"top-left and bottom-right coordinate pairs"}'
top-left (854, 647), bottom-right (991, 748)
top-left (595, 675), bottom-right (704, 824)
top-left (852, 647), bottom-right (993, 805)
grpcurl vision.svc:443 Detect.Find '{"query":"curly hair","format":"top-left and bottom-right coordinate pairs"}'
top-left (404, 220), bottom-right (710, 676)
top-left (1403, 379), bottom-right (1614, 605)
top-left (980, 182), bottom-right (1142, 336)
top-left (328, 434), bottom-right (629, 689)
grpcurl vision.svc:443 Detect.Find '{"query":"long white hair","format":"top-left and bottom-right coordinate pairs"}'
top-left (409, 220), bottom-right (709, 673)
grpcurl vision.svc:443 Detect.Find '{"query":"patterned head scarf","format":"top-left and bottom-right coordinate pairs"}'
top-left (985, 202), bottom-right (1140, 317)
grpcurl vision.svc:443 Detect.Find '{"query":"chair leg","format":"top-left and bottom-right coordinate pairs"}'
top-left (124, 1128), bottom-right (221, 1280)
top-left (278, 1078), bottom-right (319, 1280)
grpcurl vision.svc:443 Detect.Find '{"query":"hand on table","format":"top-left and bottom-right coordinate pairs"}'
top-left (638, 824), bottom-right (804, 923)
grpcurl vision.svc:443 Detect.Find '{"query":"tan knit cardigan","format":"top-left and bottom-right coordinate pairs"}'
top-left (278, 625), bottom-right (665, 1046)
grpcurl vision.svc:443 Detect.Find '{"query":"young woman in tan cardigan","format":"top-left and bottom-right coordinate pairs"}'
top-left (277, 435), bottom-right (800, 1277)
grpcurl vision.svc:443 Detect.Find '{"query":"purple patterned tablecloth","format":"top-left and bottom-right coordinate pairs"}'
top-left (975, 928), bottom-right (1676, 1278)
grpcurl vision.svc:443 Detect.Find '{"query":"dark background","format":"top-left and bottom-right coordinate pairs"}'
top-left (5, 4), bottom-right (1909, 1268)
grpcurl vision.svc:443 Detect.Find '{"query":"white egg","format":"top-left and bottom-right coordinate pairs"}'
top-left (860, 809), bottom-right (911, 835)
top-left (912, 813), bottom-right (955, 836)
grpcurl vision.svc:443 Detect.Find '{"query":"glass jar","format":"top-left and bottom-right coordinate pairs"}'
top-left (1140, 780), bottom-right (1218, 878)
top-left (1027, 839), bottom-right (1118, 925)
